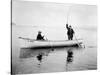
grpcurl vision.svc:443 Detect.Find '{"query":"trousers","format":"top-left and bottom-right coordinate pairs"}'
top-left (68, 35), bottom-right (73, 40)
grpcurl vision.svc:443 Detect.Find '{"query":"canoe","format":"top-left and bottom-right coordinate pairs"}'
top-left (19, 37), bottom-right (83, 49)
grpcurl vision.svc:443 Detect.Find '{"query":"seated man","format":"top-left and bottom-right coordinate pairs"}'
top-left (36, 31), bottom-right (44, 40)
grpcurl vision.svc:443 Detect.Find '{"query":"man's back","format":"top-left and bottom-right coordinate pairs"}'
top-left (37, 34), bottom-right (44, 40)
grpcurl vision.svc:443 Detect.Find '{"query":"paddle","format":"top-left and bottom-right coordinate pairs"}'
top-left (66, 6), bottom-right (84, 48)
top-left (71, 26), bottom-right (85, 48)
top-left (74, 34), bottom-right (81, 47)
top-left (43, 35), bottom-right (48, 41)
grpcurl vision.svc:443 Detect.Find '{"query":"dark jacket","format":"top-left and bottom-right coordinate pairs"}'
top-left (66, 25), bottom-right (74, 36)
top-left (36, 34), bottom-right (44, 40)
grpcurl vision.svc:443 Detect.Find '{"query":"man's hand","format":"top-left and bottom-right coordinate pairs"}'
top-left (66, 24), bottom-right (68, 29)
top-left (66, 24), bottom-right (68, 26)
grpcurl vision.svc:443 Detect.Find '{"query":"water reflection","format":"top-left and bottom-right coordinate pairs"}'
top-left (20, 48), bottom-right (53, 59)
top-left (36, 52), bottom-right (47, 66)
top-left (19, 48), bottom-right (55, 68)
top-left (36, 53), bottom-right (43, 66)
top-left (67, 48), bottom-right (73, 63)
top-left (37, 53), bottom-right (43, 62)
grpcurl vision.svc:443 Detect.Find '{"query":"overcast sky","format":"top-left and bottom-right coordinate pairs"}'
top-left (12, 0), bottom-right (97, 29)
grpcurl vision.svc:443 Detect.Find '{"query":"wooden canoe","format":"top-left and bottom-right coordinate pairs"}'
top-left (19, 37), bottom-right (83, 49)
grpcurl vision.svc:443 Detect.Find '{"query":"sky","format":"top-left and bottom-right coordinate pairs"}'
top-left (12, 0), bottom-right (97, 30)
top-left (12, 0), bottom-right (97, 40)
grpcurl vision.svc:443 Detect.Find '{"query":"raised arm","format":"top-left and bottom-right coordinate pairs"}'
top-left (66, 24), bottom-right (69, 29)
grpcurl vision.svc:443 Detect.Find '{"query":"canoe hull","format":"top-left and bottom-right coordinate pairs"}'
top-left (20, 39), bottom-right (83, 49)
top-left (25, 44), bottom-right (80, 49)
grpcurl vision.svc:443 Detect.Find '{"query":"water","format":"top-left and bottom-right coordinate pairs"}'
top-left (11, 25), bottom-right (97, 74)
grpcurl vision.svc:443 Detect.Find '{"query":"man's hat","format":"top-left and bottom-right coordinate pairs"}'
top-left (38, 31), bottom-right (42, 33)
top-left (69, 25), bottom-right (71, 27)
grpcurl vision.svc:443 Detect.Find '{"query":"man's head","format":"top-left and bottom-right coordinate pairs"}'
top-left (38, 31), bottom-right (42, 34)
top-left (69, 25), bottom-right (72, 28)
top-left (66, 24), bottom-right (68, 26)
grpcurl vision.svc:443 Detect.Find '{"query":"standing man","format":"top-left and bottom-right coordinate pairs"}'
top-left (66, 24), bottom-right (75, 40)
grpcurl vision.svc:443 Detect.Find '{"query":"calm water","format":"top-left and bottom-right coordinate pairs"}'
top-left (11, 25), bottom-right (97, 74)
